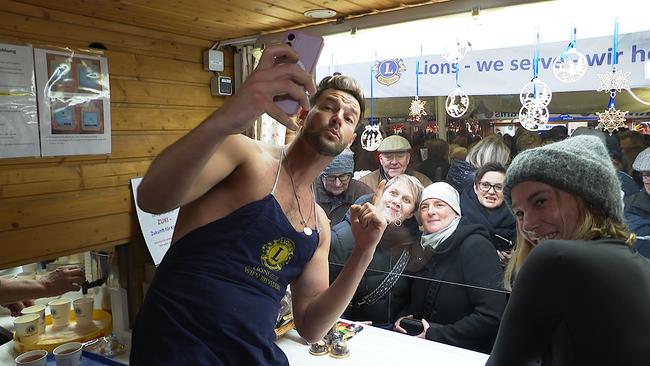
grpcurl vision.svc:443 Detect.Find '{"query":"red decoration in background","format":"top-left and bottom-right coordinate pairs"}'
top-left (391, 124), bottom-right (406, 135)
top-left (425, 122), bottom-right (438, 134)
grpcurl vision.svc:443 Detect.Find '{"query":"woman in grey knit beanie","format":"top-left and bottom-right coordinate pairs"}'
top-left (487, 135), bottom-right (650, 366)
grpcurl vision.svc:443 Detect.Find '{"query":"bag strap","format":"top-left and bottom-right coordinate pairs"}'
top-left (351, 249), bottom-right (410, 307)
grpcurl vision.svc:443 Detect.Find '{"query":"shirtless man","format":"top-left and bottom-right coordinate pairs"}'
top-left (130, 43), bottom-right (387, 365)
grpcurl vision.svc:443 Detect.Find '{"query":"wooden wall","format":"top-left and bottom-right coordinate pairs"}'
top-left (0, 0), bottom-right (232, 268)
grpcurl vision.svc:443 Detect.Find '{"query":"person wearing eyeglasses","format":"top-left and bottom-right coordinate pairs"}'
top-left (314, 148), bottom-right (373, 226)
top-left (624, 147), bottom-right (650, 258)
top-left (460, 162), bottom-right (516, 266)
top-left (359, 135), bottom-right (432, 190)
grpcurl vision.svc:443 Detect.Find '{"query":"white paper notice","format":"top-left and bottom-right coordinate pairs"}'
top-left (130, 177), bottom-right (178, 266)
top-left (34, 48), bottom-right (111, 157)
top-left (0, 43), bottom-right (40, 158)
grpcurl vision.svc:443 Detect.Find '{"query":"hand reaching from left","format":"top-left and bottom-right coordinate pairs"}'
top-left (349, 180), bottom-right (388, 252)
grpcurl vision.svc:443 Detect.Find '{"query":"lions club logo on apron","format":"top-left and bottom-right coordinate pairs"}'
top-left (261, 238), bottom-right (295, 271)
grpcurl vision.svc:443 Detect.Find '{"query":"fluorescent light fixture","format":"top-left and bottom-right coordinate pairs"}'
top-left (304, 9), bottom-right (337, 19)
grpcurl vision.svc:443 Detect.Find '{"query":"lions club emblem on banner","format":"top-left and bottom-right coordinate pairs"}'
top-left (374, 59), bottom-right (406, 86)
top-left (261, 238), bottom-right (295, 271)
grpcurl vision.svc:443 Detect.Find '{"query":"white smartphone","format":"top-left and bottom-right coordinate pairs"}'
top-left (274, 30), bottom-right (325, 116)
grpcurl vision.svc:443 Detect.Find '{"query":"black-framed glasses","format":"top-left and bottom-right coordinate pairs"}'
top-left (478, 181), bottom-right (503, 193)
top-left (322, 173), bottom-right (353, 184)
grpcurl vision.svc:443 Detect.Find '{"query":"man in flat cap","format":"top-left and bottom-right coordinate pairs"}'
top-left (314, 148), bottom-right (373, 226)
top-left (360, 135), bottom-right (432, 190)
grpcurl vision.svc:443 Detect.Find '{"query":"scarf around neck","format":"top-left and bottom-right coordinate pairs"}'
top-left (420, 216), bottom-right (461, 251)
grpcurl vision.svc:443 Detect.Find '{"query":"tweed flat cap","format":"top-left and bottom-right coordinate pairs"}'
top-left (378, 135), bottom-right (411, 153)
top-left (504, 135), bottom-right (623, 223)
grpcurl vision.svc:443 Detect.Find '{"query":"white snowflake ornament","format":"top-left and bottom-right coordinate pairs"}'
top-left (445, 87), bottom-right (470, 118)
top-left (409, 97), bottom-right (427, 122)
top-left (596, 107), bottom-right (628, 135)
top-left (597, 66), bottom-right (631, 93)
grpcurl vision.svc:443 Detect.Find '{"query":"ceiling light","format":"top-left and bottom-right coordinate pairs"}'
top-left (303, 9), bottom-right (337, 19)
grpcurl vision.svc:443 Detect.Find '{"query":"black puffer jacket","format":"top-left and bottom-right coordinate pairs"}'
top-left (446, 159), bottom-right (475, 193)
top-left (329, 195), bottom-right (421, 325)
top-left (404, 218), bottom-right (507, 354)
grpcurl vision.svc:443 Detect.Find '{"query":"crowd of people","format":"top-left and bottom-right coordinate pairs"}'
top-left (127, 44), bottom-right (650, 365)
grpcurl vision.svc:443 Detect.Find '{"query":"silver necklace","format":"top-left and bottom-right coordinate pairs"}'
top-left (285, 155), bottom-right (314, 236)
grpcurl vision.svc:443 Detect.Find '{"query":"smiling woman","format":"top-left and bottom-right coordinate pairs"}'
top-left (393, 181), bottom-right (506, 354)
top-left (329, 174), bottom-right (424, 326)
top-left (488, 135), bottom-right (650, 366)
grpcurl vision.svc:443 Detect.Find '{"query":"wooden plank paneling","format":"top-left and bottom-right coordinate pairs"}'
top-left (0, 186), bottom-right (133, 231)
top-left (111, 106), bottom-right (214, 131)
top-left (2, 0), bottom-right (212, 46)
top-left (12, 0), bottom-right (258, 41)
top-left (0, 10), bottom-right (204, 61)
top-left (0, 160), bottom-right (152, 198)
top-left (0, 0), bottom-right (233, 269)
top-left (109, 133), bottom-right (185, 159)
top-left (0, 213), bottom-right (134, 267)
top-left (109, 79), bottom-right (221, 107)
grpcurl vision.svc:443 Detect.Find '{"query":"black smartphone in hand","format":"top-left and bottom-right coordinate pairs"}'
top-left (399, 318), bottom-right (424, 336)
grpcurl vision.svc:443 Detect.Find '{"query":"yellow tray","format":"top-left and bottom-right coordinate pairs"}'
top-left (14, 309), bottom-right (112, 353)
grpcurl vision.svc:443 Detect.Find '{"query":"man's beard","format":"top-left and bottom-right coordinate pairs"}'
top-left (302, 126), bottom-right (347, 157)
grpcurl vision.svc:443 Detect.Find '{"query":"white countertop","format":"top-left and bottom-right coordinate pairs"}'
top-left (277, 323), bottom-right (489, 366)
top-left (2, 316), bottom-right (489, 365)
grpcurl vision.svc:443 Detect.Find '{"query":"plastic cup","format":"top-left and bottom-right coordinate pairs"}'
top-left (13, 313), bottom-right (40, 344)
top-left (14, 349), bottom-right (47, 365)
top-left (48, 298), bottom-right (72, 326)
top-left (72, 297), bottom-right (94, 328)
top-left (53, 342), bottom-right (83, 366)
top-left (21, 304), bottom-right (46, 334)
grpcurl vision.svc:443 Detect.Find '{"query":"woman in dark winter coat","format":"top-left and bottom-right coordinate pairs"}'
top-left (394, 182), bottom-right (506, 354)
top-left (460, 162), bottom-right (516, 264)
top-left (329, 174), bottom-right (423, 326)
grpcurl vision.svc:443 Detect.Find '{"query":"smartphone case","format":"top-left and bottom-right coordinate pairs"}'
top-left (274, 30), bottom-right (324, 116)
top-left (399, 318), bottom-right (424, 336)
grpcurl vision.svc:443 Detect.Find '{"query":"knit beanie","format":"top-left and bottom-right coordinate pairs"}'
top-left (322, 148), bottom-right (354, 175)
top-left (504, 135), bottom-right (623, 223)
top-left (632, 147), bottom-right (650, 172)
top-left (419, 182), bottom-right (461, 216)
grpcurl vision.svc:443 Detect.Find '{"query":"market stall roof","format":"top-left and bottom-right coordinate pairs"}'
top-left (9, 0), bottom-right (545, 42)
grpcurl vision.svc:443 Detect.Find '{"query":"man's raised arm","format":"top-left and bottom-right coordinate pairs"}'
top-left (137, 44), bottom-right (316, 214)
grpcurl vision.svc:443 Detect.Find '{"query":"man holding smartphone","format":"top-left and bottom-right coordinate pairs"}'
top-left (130, 43), bottom-right (387, 365)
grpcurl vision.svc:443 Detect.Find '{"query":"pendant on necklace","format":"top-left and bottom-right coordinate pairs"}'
top-left (303, 226), bottom-right (313, 236)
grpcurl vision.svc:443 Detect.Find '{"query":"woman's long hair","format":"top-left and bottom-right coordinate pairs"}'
top-left (503, 188), bottom-right (635, 291)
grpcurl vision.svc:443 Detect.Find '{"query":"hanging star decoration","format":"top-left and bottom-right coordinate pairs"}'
top-left (597, 66), bottom-right (631, 93)
top-left (596, 107), bottom-right (628, 135)
top-left (409, 97), bottom-right (427, 122)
